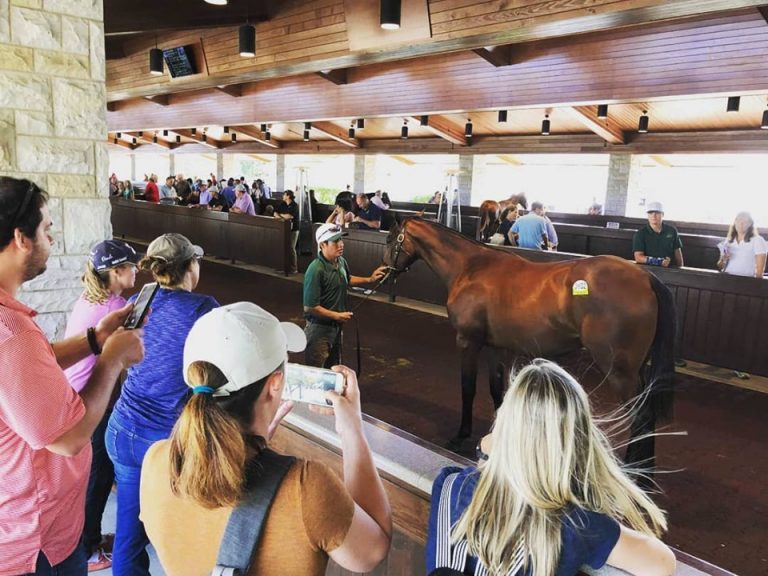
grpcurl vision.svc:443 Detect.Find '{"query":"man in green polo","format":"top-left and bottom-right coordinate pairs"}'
top-left (632, 201), bottom-right (684, 268)
top-left (303, 223), bottom-right (386, 368)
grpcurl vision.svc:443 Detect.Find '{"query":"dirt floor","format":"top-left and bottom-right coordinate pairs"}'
top-left (182, 258), bottom-right (766, 575)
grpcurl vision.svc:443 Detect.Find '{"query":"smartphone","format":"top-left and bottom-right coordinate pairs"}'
top-left (124, 282), bottom-right (159, 329)
top-left (283, 363), bottom-right (345, 406)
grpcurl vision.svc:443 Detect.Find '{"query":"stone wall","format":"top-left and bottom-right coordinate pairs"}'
top-left (0, 0), bottom-right (109, 338)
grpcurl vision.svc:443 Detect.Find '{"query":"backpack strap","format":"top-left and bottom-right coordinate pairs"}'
top-left (212, 450), bottom-right (296, 576)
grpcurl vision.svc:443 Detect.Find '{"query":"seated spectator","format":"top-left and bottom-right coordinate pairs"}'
top-left (115, 181), bottom-right (125, 197)
top-left (207, 186), bottom-right (229, 212)
top-left (184, 186), bottom-right (200, 207)
top-left (427, 359), bottom-right (675, 576)
top-left (222, 178), bottom-right (236, 206)
top-left (633, 202), bottom-right (684, 268)
top-left (144, 174), bottom-right (160, 203)
top-left (159, 176), bottom-right (177, 204)
top-left (718, 211), bottom-right (767, 278)
top-left (351, 192), bottom-right (382, 230)
top-left (371, 190), bottom-right (390, 210)
top-left (511, 201), bottom-right (548, 250)
top-left (64, 239), bottom-right (141, 571)
top-left (109, 173), bottom-right (119, 196)
top-left (494, 205), bottom-right (519, 246)
top-left (140, 302), bottom-right (392, 575)
top-left (588, 202), bottom-right (603, 216)
top-left (230, 184), bottom-right (256, 215)
top-left (123, 180), bottom-right (134, 200)
top-left (197, 183), bottom-right (212, 207)
top-left (326, 196), bottom-right (355, 228)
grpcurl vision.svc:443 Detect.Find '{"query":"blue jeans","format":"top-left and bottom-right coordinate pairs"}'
top-left (25, 545), bottom-right (86, 575)
top-left (105, 415), bottom-right (169, 576)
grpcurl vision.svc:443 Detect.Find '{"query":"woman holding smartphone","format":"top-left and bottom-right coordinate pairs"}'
top-left (106, 233), bottom-right (219, 576)
top-left (717, 211), bottom-right (767, 278)
top-left (63, 239), bottom-right (140, 571)
top-left (139, 302), bottom-right (392, 575)
top-left (427, 359), bottom-right (676, 576)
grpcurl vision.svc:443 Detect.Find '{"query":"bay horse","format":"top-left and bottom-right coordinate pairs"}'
top-left (477, 193), bottom-right (528, 242)
top-left (383, 217), bottom-right (675, 468)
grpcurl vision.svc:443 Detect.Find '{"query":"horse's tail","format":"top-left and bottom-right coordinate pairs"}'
top-left (646, 272), bottom-right (676, 422)
top-left (478, 205), bottom-right (490, 241)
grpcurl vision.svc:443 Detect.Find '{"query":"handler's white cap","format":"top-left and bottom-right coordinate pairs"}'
top-left (183, 302), bottom-right (306, 397)
top-left (646, 201), bottom-right (664, 213)
top-left (316, 223), bottom-right (347, 244)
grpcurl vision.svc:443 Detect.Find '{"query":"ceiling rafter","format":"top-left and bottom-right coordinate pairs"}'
top-left (567, 106), bottom-right (626, 145)
top-left (233, 125), bottom-right (282, 149)
top-left (215, 85), bottom-right (243, 98)
top-left (172, 128), bottom-right (224, 149)
top-left (316, 69), bottom-right (348, 86)
top-left (124, 130), bottom-right (175, 149)
top-left (411, 115), bottom-right (467, 146)
top-left (312, 121), bottom-right (359, 148)
top-left (107, 135), bottom-right (135, 150)
top-left (472, 45), bottom-right (516, 67)
top-left (144, 95), bottom-right (170, 106)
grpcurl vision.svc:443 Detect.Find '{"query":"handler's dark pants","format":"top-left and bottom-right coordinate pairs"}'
top-left (304, 321), bottom-right (341, 368)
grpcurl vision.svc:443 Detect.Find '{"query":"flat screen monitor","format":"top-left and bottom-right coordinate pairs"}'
top-left (163, 46), bottom-right (196, 78)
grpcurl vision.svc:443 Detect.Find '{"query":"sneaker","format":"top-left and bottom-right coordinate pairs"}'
top-left (87, 548), bottom-right (112, 572)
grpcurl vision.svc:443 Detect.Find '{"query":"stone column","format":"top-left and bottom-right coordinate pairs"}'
top-left (275, 154), bottom-right (285, 192)
top-left (129, 153), bottom-right (136, 181)
top-left (168, 152), bottom-right (175, 177)
top-left (457, 153), bottom-right (473, 205)
top-left (216, 152), bottom-right (223, 181)
top-left (353, 154), bottom-right (365, 193)
top-left (0, 0), bottom-right (109, 338)
top-left (604, 153), bottom-right (641, 216)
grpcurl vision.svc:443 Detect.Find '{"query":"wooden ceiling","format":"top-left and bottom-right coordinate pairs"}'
top-left (105, 1), bottom-right (768, 154)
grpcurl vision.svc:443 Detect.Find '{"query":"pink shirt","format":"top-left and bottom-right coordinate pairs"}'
top-left (64, 293), bottom-right (126, 392)
top-left (0, 288), bottom-right (89, 575)
top-left (233, 193), bottom-right (256, 216)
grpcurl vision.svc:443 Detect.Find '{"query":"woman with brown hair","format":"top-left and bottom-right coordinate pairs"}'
top-left (139, 302), bottom-right (392, 575)
top-left (718, 211), bottom-right (767, 278)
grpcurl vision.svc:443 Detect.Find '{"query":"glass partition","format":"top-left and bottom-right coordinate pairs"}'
top-left (174, 153), bottom-right (217, 182)
top-left (284, 154), bottom-right (354, 204)
top-left (222, 153), bottom-right (277, 188)
top-left (133, 153), bottom-right (170, 183)
top-left (368, 154), bottom-right (460, 203)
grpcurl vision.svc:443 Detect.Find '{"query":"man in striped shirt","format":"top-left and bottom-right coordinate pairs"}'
top-left (0, 177), bottom-right (145, 575)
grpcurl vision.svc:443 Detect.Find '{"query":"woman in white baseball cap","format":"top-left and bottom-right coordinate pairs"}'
top-left (139, 302), bottom-right (392, 576)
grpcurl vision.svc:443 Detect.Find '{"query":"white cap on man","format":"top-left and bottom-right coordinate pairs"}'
top-left (315, 223), bottom-right (346, 244)
top-left (183, 302), bottom-right (306, 397)
top-left (646, 201), bottom-right (664, 213)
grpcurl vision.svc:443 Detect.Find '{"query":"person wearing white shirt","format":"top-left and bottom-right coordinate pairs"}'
top-left (718, 211), bottom-right (767, 278)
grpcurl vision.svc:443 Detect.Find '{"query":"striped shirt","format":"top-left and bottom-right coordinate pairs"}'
top-left (0, 288), bottom-right (89, 575)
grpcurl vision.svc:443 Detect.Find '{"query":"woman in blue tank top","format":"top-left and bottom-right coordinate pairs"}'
top-left (106, 233), bottom-right (219, 576)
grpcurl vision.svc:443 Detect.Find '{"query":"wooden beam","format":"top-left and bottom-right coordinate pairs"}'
top-left (215, 85), bottom-right (243, 98)
top-left (107, 137), bottom-right (135, 151)
top-left (232, 126), bottom-right (281, 149)
top-left (759, 6), bottom-right (768, 24)
top-left (144, 95), bottom-right (170, 106)
top-left (497, 154), bottom-right (524, 166)
top-left (412, 115), bottom-right (467, 146)
top-left (473, 45), bottom-right (515, 67)
top-left (172, 128), bottom-right (223, 149)
top-left (316, 69), bottom-right (348, 86)
top-left (312, 121), bottom-right (359, 148)
top-left (124, 131), bottom-right (175, 150)
top-left (568, 106), bottom-right (626, 145)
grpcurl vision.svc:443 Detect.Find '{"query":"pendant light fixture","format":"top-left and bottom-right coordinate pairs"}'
top-left (231, 133), bottom-right (237, 142)
top-left (304, 122), bottom-right (312, 130)
top-left (497, 110), bottom-right (508, 123)
top-left (223, 126), bottom-right (229, 134)
top-left (420, 115), bottom-right (429, 126)
top-left (191, 127), bottom-right (197, 135)
top-left (726, 96), bottom-right (740, 113)
top-left (176, 135), bottom-right (181, 143)
top-left (202, 132), bottom-right (208, 143)
top-left (116, 132), bottom-right (121, 138)
top-left (348, 121), bottom-right (355, 139)
top-left (132, 137), bottom-right (137, 145)
top-left (153, 133), bottom-right (158, 143)
top-left (541, 114), bottom-right (550, 136)
top-left (149, 46), bottom-right (163, 75)
top-left (597, 104), bottom-right (608, 119)
top-left (401, 119), bottom-right (408, 139)
top-left (761, 104), bottom-right (768, 130)
top-left (265, 129), bottom-right (271, 141)
top-left (239, 24), bottom-right (256, 58)
top-left (162, 129), bottom-right (168, 137)
top-left (303, 130), bottom-right (310, 141)
top-left (464, 118), bottom-right (473, 138)
top-left (638, 110), bottom-right (649, 133)
top-left (113, 137), bottom-right (118, 144)
top-left (380, 0), bottom-right (401, 30)
top-left (260, 123), bottom-right (267, 133)
top-left (357, 118), bottom-right (365, 129)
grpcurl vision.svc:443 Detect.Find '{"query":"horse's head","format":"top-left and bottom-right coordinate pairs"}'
top-left (514, 193), bottom-right (528, 210)
top-left (383, 215), bottom-right (419, 273)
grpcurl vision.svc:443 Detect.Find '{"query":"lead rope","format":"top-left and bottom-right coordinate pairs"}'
top-left (345, 268), bottom-right (393, 377)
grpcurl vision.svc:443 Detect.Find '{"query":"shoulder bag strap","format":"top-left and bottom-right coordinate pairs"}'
top-left (211, 450), bottom-right (296, 576)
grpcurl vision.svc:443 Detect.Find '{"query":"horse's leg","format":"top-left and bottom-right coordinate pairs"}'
top-left (487, 349), bottom-right (505, 410)
top-left (450, 338), bottom-right (481, 448)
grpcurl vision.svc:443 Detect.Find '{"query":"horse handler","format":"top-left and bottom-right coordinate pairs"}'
top-left (303, 223), bottom-right (386, 368)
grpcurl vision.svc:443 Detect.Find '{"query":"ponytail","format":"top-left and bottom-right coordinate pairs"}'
top-left (82, 261), bottom-right (111, 304)
top-left (168, 361), bottom-right (273, 509)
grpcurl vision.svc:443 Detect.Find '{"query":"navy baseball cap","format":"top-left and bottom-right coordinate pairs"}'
top-left (90, 240), bottom-right (141, 272)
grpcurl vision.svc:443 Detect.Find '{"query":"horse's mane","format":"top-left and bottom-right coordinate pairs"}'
top-left (406, 216), bottom-right (499, 251)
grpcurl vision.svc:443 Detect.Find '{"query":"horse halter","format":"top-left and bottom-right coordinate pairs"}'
top-left (387, 224), bottom-right (414, 275)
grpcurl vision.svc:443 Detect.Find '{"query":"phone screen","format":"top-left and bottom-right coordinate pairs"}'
top-left (124, 282), bottom-right (159, 329)
top-left (283, 363), bottom-right (345, 406)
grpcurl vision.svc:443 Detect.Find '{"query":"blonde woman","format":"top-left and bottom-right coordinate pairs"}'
top-left (140, 302), bottom-right (392, 575)
top-left (718, 211), bottom-right (767, 278)
top-left (427, 359), bottom-right (676, 576)
top-left (63, 239), bottom-right (141, 571)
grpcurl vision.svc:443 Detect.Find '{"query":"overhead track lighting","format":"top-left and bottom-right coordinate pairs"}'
top-left (231, 133), bottom-right (237, 142)
top-left (762, 105), bottom-right (768, 130)
top-left (420, 115), bottom-right (429, 126)
top-left (153, 133), bottom-right (158, 143)
top-left (191, 127), bottom-right (197, 135)
top-left (176, 135), bottom-right (181, 143)
top-left (303, 130), bottom-right (310, 141)
top-left (465, 119), bottom-right (473, 138)
top-left (348, 122), bottom-right (355, 139)
top-left (223, 126), bottom-right (229, 133)
top-left (162, 129), bottom-right (168, 136)
top-left (116, 132), bottom-right (121, 138)
top-left (132, 137), bottom-right (137, 144)
top-left (638, 110), bottom-right (649, 133)
top-left (149, 47), bottom-right (163, 75)
top-left (357, 118), bottom-right (365, 129)
top-left (239, 24), bottom-right (256, 57)
top-left (597, 104), bottom-right (608, 119)
top-left (112, 137), bottom-right (117, 144)
top-left (304, 122), bottom-right (312, 130)
top-left (541, 114), bottom-right (550, 136)
top-left (401, 119), bottom-right (408, 139)
top-left (727, 96), bottom-right (740, 113)
top-left (260, 123), bottom-right (267, 132)
top-left (380, 0), bottom-right (401, 30)
top-left (265, 130), bottom-right (271, 141)
top-left (497, 110), bottom-right (507, 123)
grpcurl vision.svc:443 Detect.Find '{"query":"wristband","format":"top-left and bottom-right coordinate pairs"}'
top-left (87, 327), bottom-right (102, 356)
top-left (647, 256), bottom-right (663, 266)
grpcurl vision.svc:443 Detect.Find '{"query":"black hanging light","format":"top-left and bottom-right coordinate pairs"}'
top-left (638, 110), bottom-right (649, 133)
top-left (348, 122), bottom-right (355, 139)
top-left (265, 130), bottom-right (271, 141)
top-left (380, 0), bottom-right (401, 30)
top-left (231, 133), bottom-right (237, 142)
top-left (162, 129), bottom-right (168, 136)
top-left (597, 104), bottom-right (608, 119)
top-left (149, 47), bottom-right (163, 75)
top-left (132, 137), bottom-right (137, 144)
top-left (239, 24), bottom-right (256, 57)
top-left (113, 137), bottom-right (118, 144)
top-left (116, 132), bottom-right (122, 138)
top-left (260, 123), bottom-right (267, 132)
top-left (401, 119), bottom-right (408, 139)
top-left (726, 96), bottom-right (740, 113)
top-left (497, 110), bottom-right (508, 123)
top-left (176, 135), bottom-right (181, 143)
top-left (761, 105), bottom-right (768, 130)
top-left (464, 118), bottom-right (473, 138)
top-left (191, 127), bottom-right (197, 135)
top-left (420, 115), bottom-right (429, 126)
top-left (357, 118), bottom-right (365, 129)
top-left (223, 126), bottom-right (229, 134)
top-left (303, 130), bottom-right (310, 141)
top-left (202, 132), bottom-right (208, 142)
top-left (304, 122), bottom-right (312, 130)
top-left (541, 114), bottom-right (550, 136)
top-left (153, 133), bottom-right (158, 143)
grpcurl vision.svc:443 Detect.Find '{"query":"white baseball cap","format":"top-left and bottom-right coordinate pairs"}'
top-left (646, 201), bottom-right (664, 213)
top-left (315, 223), bottom-right (347, 244)
top-left (183, 302), bottom-right (306, 397)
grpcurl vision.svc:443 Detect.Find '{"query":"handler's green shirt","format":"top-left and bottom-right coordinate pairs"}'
top-left (303, 253), bottom-right (350, 317)
top-left (632, 223), bottom-right (682, 259)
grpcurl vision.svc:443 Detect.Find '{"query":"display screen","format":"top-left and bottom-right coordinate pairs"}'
top-left (163, 46), bottom-right (196, 78)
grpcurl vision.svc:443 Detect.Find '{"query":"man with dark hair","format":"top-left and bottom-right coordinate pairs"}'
top-left (633, 202), bottom-right (684, 268)
top-left (0, 177), bottom-right (145, 575)
top-left (275, 189), bottom-right (300, 274)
